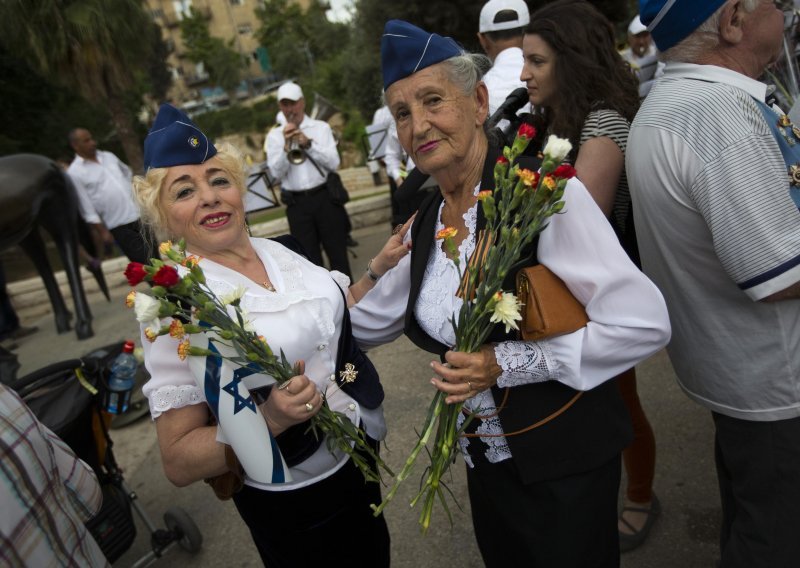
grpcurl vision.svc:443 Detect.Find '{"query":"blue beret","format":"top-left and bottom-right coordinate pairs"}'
top-left (381, 19), bottom-right (462, 90)
top-left (640, 0), bottom-right (727, 52)
top-left (143, 104), bottom-right (217, 170)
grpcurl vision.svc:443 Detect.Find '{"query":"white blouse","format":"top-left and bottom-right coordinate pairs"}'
top-left (141, 237), bottom-right (387, 491)
top-left (349, 178), bottom-right (671, 466)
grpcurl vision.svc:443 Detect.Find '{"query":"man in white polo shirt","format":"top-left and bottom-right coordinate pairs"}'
top-left (67, 128), bottom-right (158, 264)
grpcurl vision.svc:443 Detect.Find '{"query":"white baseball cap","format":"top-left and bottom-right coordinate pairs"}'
top-left (479, 0), bottom-right (530, 33)
top-left (277, 81), bottom-right (303, 102)
top-left (628, 15), bottom-right (648, 36)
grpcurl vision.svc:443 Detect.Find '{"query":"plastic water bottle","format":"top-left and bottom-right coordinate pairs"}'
top-left (106, 340), bottom-right (137, 414)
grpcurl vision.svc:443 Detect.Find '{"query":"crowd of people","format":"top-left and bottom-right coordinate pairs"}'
top-left (3, 0), bottom-right (799, 566)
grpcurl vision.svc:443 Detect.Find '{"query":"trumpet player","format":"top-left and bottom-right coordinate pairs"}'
top-left (266, 81), bottom-right (352, 279)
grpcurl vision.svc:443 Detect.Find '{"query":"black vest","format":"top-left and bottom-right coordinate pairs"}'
top-left (403, 145), bottom-right (631, 484)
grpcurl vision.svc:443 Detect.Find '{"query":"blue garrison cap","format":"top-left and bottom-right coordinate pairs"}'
top-left (381, 19), bottom-right (462, 90)
top-left (143, 104), bottom-right (217, 170)
top-left (640, 0), bottom-right (727, 52)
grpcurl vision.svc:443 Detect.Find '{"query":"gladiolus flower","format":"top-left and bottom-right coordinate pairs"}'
top-left (553, 164), bottom-right (577, 179)
top-left (152, 266), bottom-right (180, 288)
top-left (543, 135), bottom-right (573, 162)
top-left (517, 123), bottom-right (536, 140)
top-left (125, 290), bottom-right (136, 309)
top-left (477, 190), bottom-right (493, 201)
top-left (177, 339), bottom-right (191, 361)
top-left (169, 319), bottom-right (185, 339)
top-left (517, 169), bottom-right (540, 188)
top-left (158, 241), bottom-right (173, 256)
top-left (436, 227), bottom-right (458, 240)
top-left (489, 292), bottom-right (523, 333)
top-left (124, 262), bottom-right (147, 286)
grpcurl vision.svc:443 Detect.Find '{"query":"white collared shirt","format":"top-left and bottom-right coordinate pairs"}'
top-left (627, 62), bottom-right (800, 420)
top-left (67, 150), bottom-right (139, 229)
top-left (265, 115), bottom-right (340, 191)
top-left (483, 46), bottom-right (530, 118)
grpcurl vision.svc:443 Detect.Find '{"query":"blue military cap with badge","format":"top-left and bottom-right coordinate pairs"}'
top-left (143, 103), bottom-right (217, 170)
top-left (639, 0), bottom-right (727, 52)
top-left (381, 19), bottom-right (463, 90)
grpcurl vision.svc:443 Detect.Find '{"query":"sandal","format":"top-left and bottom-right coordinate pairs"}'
top-left (618, 493), bottom-right (660, 553)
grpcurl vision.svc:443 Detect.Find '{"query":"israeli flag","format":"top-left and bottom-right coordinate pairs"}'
top-left (187, 333), bottom-right (291, 484)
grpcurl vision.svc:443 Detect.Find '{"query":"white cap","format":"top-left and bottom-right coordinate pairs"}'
top-left (628, 15), bottom-right (648, 36)
top-left (479, 0), bottom-right (530, 33)
top-left (277, 81), bottom-right (303, 102)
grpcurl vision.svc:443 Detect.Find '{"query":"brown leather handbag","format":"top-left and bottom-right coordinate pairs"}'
top-left (516, 265), bottom-right (589, 341)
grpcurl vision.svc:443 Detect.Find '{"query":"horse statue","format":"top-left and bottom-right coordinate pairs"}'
top-left (0, 154), bottom-right (108, 340)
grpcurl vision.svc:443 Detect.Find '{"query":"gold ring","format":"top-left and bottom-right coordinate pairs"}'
top-left (467, 381), bottom-right (473, 392)
top-left (392, 223), bottom-right (404, 235)
top-left (305, 402), bottom-right (314, 412)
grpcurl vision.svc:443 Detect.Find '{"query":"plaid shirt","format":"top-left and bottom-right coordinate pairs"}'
top-left (0, 384), bottom-right (109, 567)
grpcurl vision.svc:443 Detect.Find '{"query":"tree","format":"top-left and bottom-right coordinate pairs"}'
top-left (180, 7), bottom-right (245, 100)
top-left (0, 0), bottom-right (164, 172)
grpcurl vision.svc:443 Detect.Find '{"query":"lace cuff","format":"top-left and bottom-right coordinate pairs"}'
top-left (494, 340), bottom-right (557, 387)
top-left (146, 384), bottom-right (206, 419)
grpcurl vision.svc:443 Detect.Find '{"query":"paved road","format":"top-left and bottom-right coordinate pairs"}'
top-left (10, 223), bottom-right (721, 568)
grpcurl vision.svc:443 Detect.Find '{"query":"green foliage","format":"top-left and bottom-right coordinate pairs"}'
top-left (192, 99), bottom-right (279, 140)
top-left (180, 8), bottom-right (245, 96)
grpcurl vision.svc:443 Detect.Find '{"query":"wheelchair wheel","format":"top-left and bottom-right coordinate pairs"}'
top-left (163, 507), bottom-right (203, 553)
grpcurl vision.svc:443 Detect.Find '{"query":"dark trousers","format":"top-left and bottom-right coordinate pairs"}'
top-left (285, 188), bottom-right (351, 279)
top-left (713, 412), bottom-right (800, 568)
top-left (233, 458), bottom-right (390, 568)
top-left (110, 220), bottom-right (159, 265)
top-left (467, 455), bottom-right (621, 568)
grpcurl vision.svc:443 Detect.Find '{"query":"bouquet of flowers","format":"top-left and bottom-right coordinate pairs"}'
top-left (371, 125), bottom-right (576, 531)
top-left (125, 242), bottom-right (392, 485)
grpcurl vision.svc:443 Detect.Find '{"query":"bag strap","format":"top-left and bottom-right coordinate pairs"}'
top-left (303, 150), bottom-right (327, 178)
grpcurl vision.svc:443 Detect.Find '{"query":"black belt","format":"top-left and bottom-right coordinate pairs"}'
top-left (288, 182), bottom-right (327, 196)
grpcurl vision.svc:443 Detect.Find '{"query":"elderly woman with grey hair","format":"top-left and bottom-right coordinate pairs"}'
top-left (347, 19), bottom-right (671, 567)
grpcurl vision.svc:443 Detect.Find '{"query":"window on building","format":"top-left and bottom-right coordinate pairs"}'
top-left (230, 0), bottom-right (244, 5)
top-left (237, 24), bottom-right (252, 35)
top-left (150, 8), bottom-right (165, 19)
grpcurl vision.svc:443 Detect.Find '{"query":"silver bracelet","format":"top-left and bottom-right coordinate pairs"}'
top-left (366, 258), bottom-right (382, 282)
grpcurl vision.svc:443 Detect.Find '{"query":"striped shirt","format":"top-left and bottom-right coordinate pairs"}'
top-left (579, 108), bottom-right (632, 233)
top-left (0, 384), bottom-right (108, 567)
top-left (627, 63), bottom-right (800, 420)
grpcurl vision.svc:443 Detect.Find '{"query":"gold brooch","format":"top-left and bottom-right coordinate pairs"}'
top-left (339, 363), bottom-right (358, 384)
top-left (789, 164), bottom-right (800, 186)
top-left (779, 115), bottom-right (793, 128)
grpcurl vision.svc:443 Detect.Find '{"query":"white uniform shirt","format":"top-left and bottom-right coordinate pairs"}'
top-left (141, 238), bottom-right (386, 490)
top-left (265, 115), bottom-right (340, 192)
top-left (66, 150), bottom-right (139, 230)
top-left (350, 179), bottom-right (671, 464)
top-left (483, 46), bottom-right (530, 118)
top-left (384, 122), bottom-right (415, 182)
top-left (627, 62), bottom-right (800, 420)
top-left (620, 44), bottom-right (664, 98)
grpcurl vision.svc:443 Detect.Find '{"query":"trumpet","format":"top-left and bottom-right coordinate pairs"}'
top-left (287, 139), bottom-right (306, 165)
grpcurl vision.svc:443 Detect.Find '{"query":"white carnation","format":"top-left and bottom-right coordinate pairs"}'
top-left (134, 293), bottom-right (161, 327)
top-left (489, 292), bottom-right (523, 333)
top-left (219, 285), bottom-right (246, 305)
top-left (543, 135), bottom-right (573, 163)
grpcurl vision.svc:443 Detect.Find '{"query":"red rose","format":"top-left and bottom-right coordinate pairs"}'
top-left (553, 164), bottom-right (577, 179)
top-left (496, 156), bottom-right (509, 165)
top-left (152, 265), bottom-right (180, 288)
top-left (124, 262), bottom-right (147, 286)
top-left (517, 123), bottom-right (537, 140)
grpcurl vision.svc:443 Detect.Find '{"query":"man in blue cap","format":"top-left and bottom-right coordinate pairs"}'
top-left (626, 2), bottom-right (800, 565)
